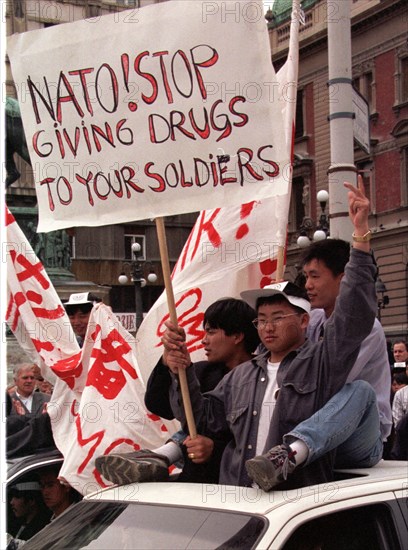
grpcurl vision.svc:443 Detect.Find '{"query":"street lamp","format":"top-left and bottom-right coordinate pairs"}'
top-left (375, 277), bottom-right (389, 322)
top-left (297, 190), bottom-right (330, 248)
top-left (118, 242), bottom-right (157, 330)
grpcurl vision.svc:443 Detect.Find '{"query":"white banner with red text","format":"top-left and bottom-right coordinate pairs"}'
top-left (7, 0), bottom-right (289, 232)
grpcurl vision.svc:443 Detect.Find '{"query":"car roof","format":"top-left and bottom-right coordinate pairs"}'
top-left (84, 460), bottom-right (408, 516)
top-left (7, 449), bottom-right (64, 484)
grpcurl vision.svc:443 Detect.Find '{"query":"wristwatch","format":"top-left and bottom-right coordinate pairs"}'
top-left (352, 230), bottom-right (371, 242)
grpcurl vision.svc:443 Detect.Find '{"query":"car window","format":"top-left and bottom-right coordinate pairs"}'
top-left (396, 496), bottom-right (407, 527)
top-left (282, 502), bottom-right (402, 550)
top-left (24, 500), bottom-right (267, 549)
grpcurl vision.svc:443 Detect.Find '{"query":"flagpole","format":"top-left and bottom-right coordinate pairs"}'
top-left (276, 245), bottom-right (285, 281)
top-left (274, 0), bottom-right (300, 282)
top-left (155, 217), bottom-right (197, 438)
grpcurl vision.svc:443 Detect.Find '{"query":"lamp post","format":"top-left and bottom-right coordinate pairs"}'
top-left (118, 242), bottom-right (157, 331)
top-left (375, 277), bottom-right (389, 322)
top-left (297, 190), bottom-right (330, 248)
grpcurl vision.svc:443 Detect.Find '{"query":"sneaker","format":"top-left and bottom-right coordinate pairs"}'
top-left (245, 444), bottom-right (297, 492)
top-left (95, 449), bottom-right (170, 485)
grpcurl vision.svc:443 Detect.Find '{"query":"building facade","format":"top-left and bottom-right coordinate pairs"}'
top-left (268, 0), bottom-right (408, 340)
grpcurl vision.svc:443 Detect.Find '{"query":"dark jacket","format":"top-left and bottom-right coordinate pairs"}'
top-left (9, 391), bottom-right (50, 417)
top-left (6, 392), bottom-right (56, 458)
top-left (145, 359), bottom-right (229, 483)
top-left (9, 508), bottom-right (52, 540)
top-left (169, 248), bottom-right (378, 488)
top-left (390, 414), bottom-right (408, 460)
top-left (6, 412), bottom-right (56, 458)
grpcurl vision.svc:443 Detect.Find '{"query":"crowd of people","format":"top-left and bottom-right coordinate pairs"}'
top-left (6, 179), bottom-right (408, 544)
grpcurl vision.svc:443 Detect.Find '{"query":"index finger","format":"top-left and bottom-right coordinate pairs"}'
top-left (344, 174), bottom-right (365, 195)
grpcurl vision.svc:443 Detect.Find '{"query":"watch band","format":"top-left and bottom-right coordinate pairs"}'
top-left (352, 230), bottom-right (371, 242)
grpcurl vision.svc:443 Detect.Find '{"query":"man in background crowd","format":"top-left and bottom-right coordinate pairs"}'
top-left (8, 363), bottom-right (50, 417)
top-left (33, 365), bottom-right (53, 395)
top-left (62, 292), bottom-right (101, 347)
top-left (392, 340), bottom-right (408, 367)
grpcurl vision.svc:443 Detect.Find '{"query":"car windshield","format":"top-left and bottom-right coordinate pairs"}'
top-left (24, 500), bottom-right (266, 549)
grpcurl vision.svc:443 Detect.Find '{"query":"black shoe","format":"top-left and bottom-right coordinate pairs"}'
top-left (245, 444), bottom-right (297, 491)
top-left (95, 449), bottom-right (169, 485)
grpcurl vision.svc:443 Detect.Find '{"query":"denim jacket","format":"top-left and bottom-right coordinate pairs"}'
top-left (169, 248), bottom-right (378, 488)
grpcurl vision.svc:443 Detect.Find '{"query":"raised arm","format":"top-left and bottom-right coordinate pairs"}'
top-left (344, 174), bottom-right (371, 253)
top-left (321, 175), bottom-right (378, 391)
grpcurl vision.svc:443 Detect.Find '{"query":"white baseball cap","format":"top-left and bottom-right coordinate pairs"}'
top-left (241, 281), bottom-right (311, 313)
top-left (10, 481), bottom-right (41, 493)
top-left (63, 292), bottom-right (100, 308)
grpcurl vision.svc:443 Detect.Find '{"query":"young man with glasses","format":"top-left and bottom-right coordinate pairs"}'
top-left (164, 178), bottom-right (383, 491)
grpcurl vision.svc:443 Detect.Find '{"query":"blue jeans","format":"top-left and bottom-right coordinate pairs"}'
top-left (169, 430), bottom-right (187, 446)
top-left (285, 381), bottom-right (383, 468)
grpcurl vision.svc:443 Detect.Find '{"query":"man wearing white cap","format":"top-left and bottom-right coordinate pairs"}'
top-left (164, 178), bottom-right (382, 491)
top-left (63, 292), bottom-right (101, 346)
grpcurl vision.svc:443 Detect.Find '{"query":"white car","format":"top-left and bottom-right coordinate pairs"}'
top-left (21, 460), bottom-right (407, 549)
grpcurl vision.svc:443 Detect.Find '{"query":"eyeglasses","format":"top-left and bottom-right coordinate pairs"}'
top-left (252, 313), bottom-right (300, 329)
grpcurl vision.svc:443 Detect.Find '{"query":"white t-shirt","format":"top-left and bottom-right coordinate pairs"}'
top-left (255, 361), bottom-right (280, 455)
top-left (392, 385), bottom-right (408, 426)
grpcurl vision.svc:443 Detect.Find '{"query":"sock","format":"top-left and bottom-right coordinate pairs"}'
top-left (287, 439), bottom-right (309, 466)
top-left (153, 441), bottom-right (183, 465)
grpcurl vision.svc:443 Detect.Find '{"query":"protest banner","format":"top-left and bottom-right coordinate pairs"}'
top-left (53, 302), bottom-right (179, 493)
top-left (7, 0), bottom-right (289, 232)
top-left (135, 0), bottom-right (301, 383)
top-left (6, 209), bottom-right (178, 493)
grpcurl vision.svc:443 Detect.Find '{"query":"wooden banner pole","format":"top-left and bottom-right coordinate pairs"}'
top-left (275, 244), bottom-right (286, 282)
top-left (155, 217), bottom-right (197, 438)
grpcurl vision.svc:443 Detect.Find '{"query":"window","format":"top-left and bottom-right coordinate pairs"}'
top-left (395, 45), bottom-right (408, 108)
top-left (293, 176), bottom-right (306, 229)
top-left (355, 165), bottom-right (373, 204)
top-left (353, 71), bottom-right (374, 112)
top-left (288, 175), bottom-right (308, 240)
top-left (124, 234), bottom-right (145, 260)
top-left (401, 56), bottom-right (408, 103)
top-left (283, 502), bottom-right (402, 550)
top-left (295, 89), bottom-right (304, 139)
top-left (402, 146), bottom-right (408, 205)
top-left (69, 235), bottom-right (76, 259)
top-left (25, 501), bottom-right (266, 550)
top-left (390, 120), bottom-right (408, 206)
top-left (88, 4), bottom-right (100, 18)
